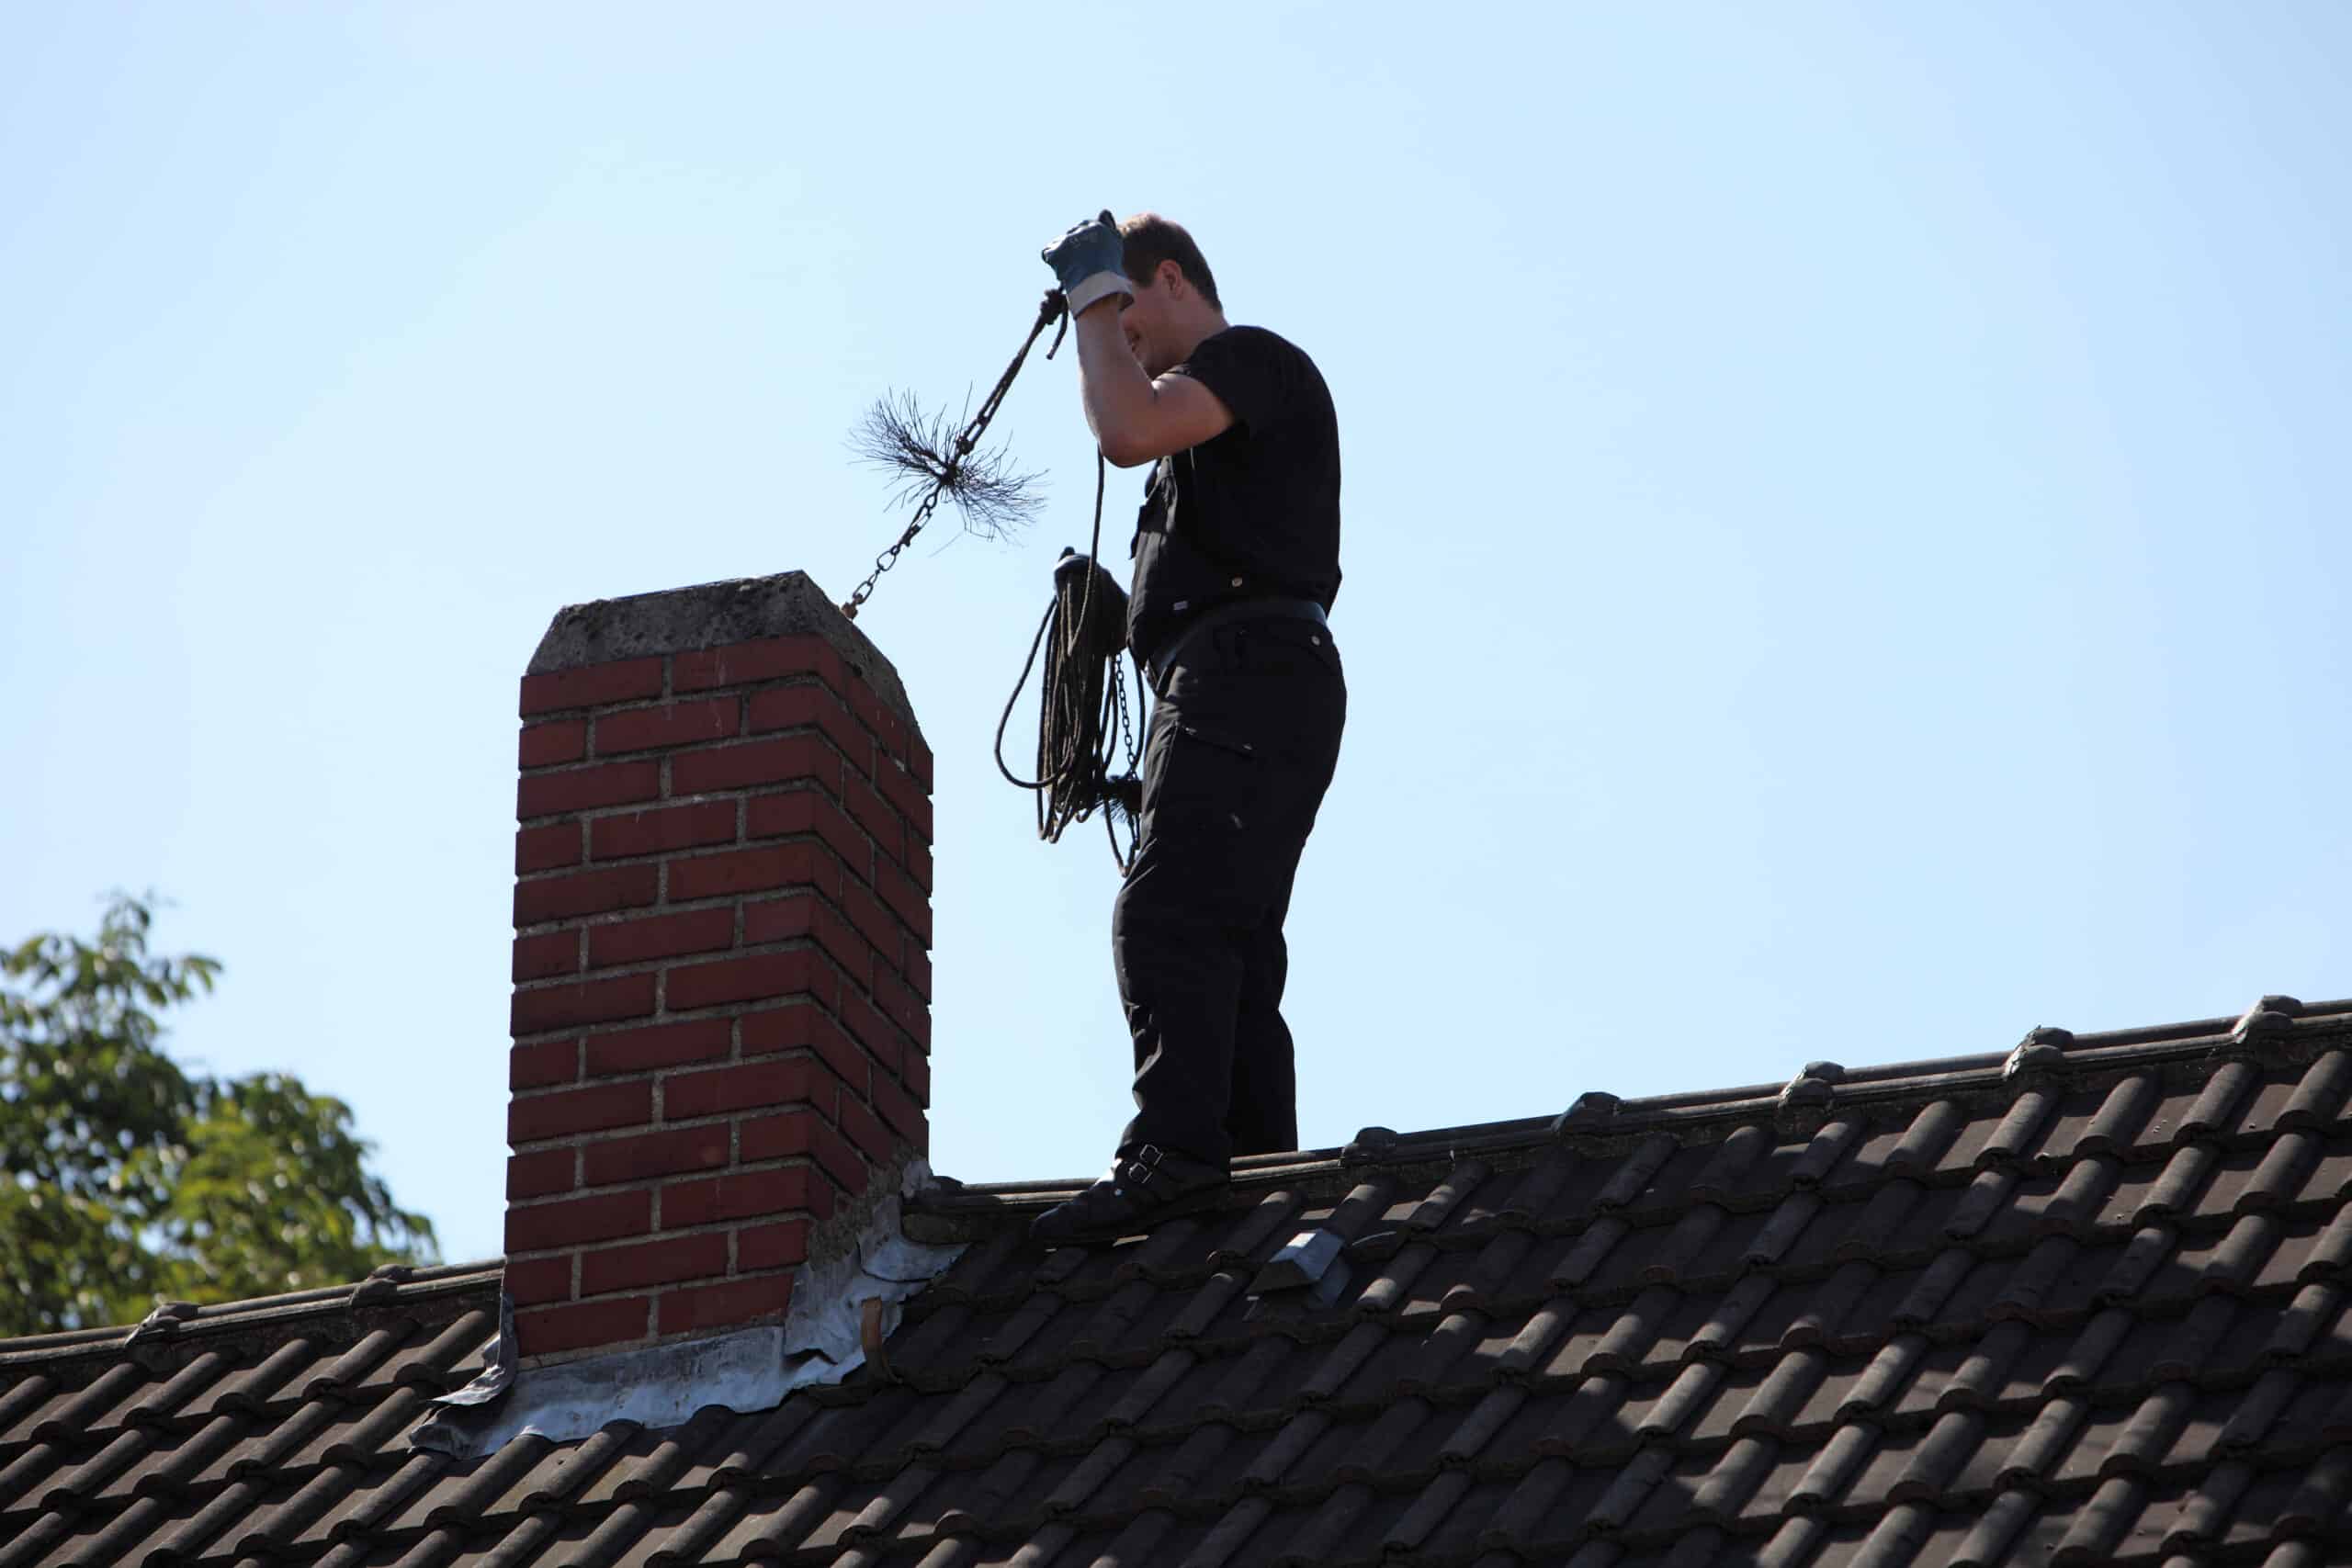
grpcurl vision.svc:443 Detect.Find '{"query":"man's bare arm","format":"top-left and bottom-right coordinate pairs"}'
top-left (1073, 301), bottom-right (1234, 468)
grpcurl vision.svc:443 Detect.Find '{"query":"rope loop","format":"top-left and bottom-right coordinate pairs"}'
top-left (996, 451), bottom-right (1144, 871)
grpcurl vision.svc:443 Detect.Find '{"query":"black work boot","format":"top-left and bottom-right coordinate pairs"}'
top-left (1028, 1145), bottom-right (1230, 1247)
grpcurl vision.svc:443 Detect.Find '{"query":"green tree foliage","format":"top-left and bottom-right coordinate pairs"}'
top-left (0, 895), bottom-right (437, 1336)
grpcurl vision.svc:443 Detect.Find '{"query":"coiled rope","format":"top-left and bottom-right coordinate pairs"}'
top-left (994, 452), bottom-right (1146, 871)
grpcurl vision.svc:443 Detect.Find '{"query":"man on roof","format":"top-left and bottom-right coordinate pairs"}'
top-left (1029, 211), bottom-right (1347, 1247)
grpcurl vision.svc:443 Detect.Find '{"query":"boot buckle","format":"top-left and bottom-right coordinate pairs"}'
top-left (1121, 1145), bottom-right (1168, 1190)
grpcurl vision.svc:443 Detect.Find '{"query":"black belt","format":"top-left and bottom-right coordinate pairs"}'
top-left (1144, 597), bottom-right (1329, 692)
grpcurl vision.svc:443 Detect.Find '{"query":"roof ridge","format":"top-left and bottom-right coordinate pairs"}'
top-left (914, 997), bottom-right (2352, 1227)
top-left (6, 997), bottom-right (2344, 1357)
top-left (0, 1261), bottom-right (505, 1366)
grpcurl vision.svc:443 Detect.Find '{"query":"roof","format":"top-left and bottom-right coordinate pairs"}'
top-left (6, 996), bottom-right (2352, 1568)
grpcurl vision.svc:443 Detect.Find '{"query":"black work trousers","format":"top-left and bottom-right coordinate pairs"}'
top-left (1113, 614), bottom-right (1346, 1168)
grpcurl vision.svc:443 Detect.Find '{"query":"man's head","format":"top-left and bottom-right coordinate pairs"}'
top-left (1117, 212), bottom-right (1227, 376)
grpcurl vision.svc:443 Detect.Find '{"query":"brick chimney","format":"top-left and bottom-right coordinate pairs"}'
top-left (502, 573), bottom-right (932, 1362)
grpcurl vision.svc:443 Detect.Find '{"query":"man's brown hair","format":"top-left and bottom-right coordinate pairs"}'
top-left (1119, 213), bottom-right (1222, 311)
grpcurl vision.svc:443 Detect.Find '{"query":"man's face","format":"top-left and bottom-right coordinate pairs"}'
top-left (1118, 267), bottom-right (1179, 376)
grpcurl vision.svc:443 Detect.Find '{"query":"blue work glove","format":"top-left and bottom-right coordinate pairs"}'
top-left (1042, 210), bottom-right (1134, 318)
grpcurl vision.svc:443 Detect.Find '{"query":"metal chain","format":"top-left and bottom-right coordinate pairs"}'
top-left (1114, 653), bottom-right (1136, 772)
top-left (841, 290), bottom-right (1070, 621)
top-left (1101, 649), bottom-right (1142, 871)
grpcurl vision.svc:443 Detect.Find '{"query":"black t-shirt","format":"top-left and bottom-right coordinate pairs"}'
top-left (1126, 325), bottom-right (1341, 665)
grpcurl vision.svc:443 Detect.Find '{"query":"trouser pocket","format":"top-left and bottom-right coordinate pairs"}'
top-left (1141, 718), bottom-right (1265, 843)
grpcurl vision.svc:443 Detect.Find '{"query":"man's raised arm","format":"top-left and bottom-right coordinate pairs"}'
top-left (1043, 211), bottom-right (1233, 468)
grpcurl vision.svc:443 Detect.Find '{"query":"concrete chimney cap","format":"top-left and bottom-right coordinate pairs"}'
top-left (527, 571), bottom-right (917, 730)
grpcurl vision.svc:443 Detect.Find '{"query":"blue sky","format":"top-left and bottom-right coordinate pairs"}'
top-left (6, 3), bottom-right (2346, 1267)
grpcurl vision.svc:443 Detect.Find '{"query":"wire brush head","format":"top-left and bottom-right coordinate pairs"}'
top-left (1062, 769), bottom-right (1142, 834)
top-left (1100, 771), bottom-right (1143, 828)
top-left (851, 389), bottom-right (1047, 541)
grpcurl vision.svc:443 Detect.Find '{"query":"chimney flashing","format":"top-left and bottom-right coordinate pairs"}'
top-left (419, 1163), bottom-right (963, 1459)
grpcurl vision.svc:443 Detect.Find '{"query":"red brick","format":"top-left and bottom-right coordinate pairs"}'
top-left (875, 859), bottom-right (933, 949)
top-left (662, 1058), bottom-right (826, 1122)
top-left (841, 1094), bottom-right (896, 1167)
top-left (902, 833), bottom-right (933, 895)
top-left (745, 792), bottom-right (866, 877)
top-left (873, 1070), bottom-right (926, 1145)
top-left (817, 1131), bottom-right (868, 1201)
top-left (807, 1010), bottom-right (872, 1094)
top-left (842, 775), bottom-right (902, 859)
top-left (583, 1018), bottom-right (731, 1077)
top-left (589, 800), bottom-right (738, 861)
top-left (506, 1147), bottom-right (577, 1201)
top-left (516, 822), bottom-right (583, 875)
top-left (846, 681), bottom-right (908, 762)
top-left (739, 1004), bottom-right (814, 1055)
top-left (840, 881), bottom-right (903, 969)
top-left (897, 1046), bottom-right (930, 1108)
top-left (587, 907), bottom-right (734, 969)
top-left (739, 1111), bottom-right (810, 1162)
top-left (747, 686), bottom-right (874, 776)
top-left (595, 697), bottom-right (740, 756)
top-left (859, 693), bottom-right (930, 790)
top-left (514, 930), bottom-right (580, 982)
top-left (514, 863), bottom-right (658, 925)
top-left (744, 895), bottom-right (869, 986)
top-left (509, 1038), bottom-right (579, 1092)
top-left (661, 1167), bottom-right (818, 1227)
top-left (837, 989), bottom-right (906, 1076)
top-left (581, 1233), bottom-right (728, 1296)
top-left (508, 1079), bottom-right (651, 1145)
top-left (520, 719), bottom-right (587, 769)
top-left (877, 760), bottom-right (933, 845)
top-left (511, 971), bottom-right (656, 1035)
top-left (669, 842), bottom-right (836, 902)
top-left (741, 1007), bottom-right (870, 1095)
top-left (505, 1188), bottom-right (650, 1252)
top-left (899, 943), bottom-right (933, 1003)
top-left (521, 657), bottom-right (663, 717)
top-left (518, 760), bottom-right (662, 819)
top-left (672, 736), bottom-right (841, 797)
top-left (582, 1123), bottom-right (732, 1186)
top-left (673, 635), bottom-right (847, 695)
top-left (874, 965), bottom-right (927, 1049)
top-left (656, 1276), bottom-right (794, 1337)
top-left (738, 1220), bottom-right (809, 1272)
top-left (733, 1127), bottom-right (849, 1222)
top-left (665, 950), bottom-right (829, 1012)
top-left (516, 1296), bottom-right (649, 1358)
top-left (503, 1254), bottom-right (572, 1305)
